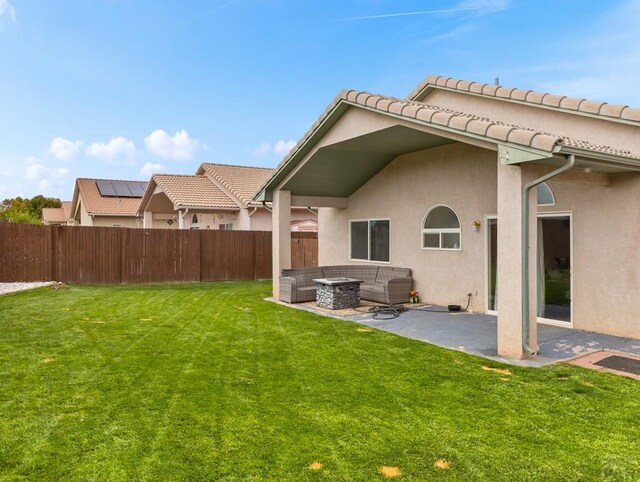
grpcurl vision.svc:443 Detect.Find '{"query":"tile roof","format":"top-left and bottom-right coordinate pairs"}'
top-left (254, 87), bottom-right (640, 201)
top-left (42, 207), bottom-right (67, 223)
top-left (76, 178), bottom-right (146, 216)
top-left (151, 174), bottom-right (237, 209)
top-left (410, 74), bottom-right (640, 123)
top-left (197, 163), bottom-right (274, 207)
top-left (337, 90), bottom-right (637, 158)
top-left (61, 201), bottom-right (71, 219)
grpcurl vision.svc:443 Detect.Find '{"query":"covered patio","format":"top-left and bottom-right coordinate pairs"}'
top-left (281, 300), bottom-right (640, 367)
top-left (256, 87), bottom-right (640, 362)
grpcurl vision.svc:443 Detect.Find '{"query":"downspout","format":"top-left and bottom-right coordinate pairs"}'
top-left (521, 154), bottom-right (575, 355)
top-left (307, 207), bottom-right (317, 216)
top-left (261, 201), bottom-right (272, 213)
top-left (248, 207), bottom-right (258, 217)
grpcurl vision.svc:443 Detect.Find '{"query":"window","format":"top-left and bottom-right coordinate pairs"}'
top-left (190, 214), bottom-right (200, 230)
top-left (350, 219), bottom-right (389, 262)
top-left (219, 223), bottom-right (233, 230)
top-left (422, 205), bottom-right (461, 250)
top-left (537, 182), bottom-right (555, 206)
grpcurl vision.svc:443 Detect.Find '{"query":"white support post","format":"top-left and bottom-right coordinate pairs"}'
top-left (272, 190), bottom-right (291, 300)
top-left (143, 211), bottom-right (152, 229)
top-left (496, 161), bottom-right (538, 359)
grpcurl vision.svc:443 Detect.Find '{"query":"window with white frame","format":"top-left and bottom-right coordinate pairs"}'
top-left (190, 213), bottom-right (200, 230)
top-left (219, 223), bottom-right (233, 230)
top-left (422, 206), bottom-right (461, 250)
top-left (350, 219), bottom-right (389, 262)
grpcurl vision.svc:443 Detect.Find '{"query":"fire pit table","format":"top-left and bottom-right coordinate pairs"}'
top-left (312, 277), bottom-right (363, 310)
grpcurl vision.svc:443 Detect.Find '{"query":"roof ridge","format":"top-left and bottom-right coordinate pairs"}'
top-left (410, 74), bottom-right (640, 123)
top-left (76, 177), bottom-right (148, 183)
top-left (199, 162), bottom-right (274, 171)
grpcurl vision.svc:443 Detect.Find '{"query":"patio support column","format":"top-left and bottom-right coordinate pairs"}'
top-left (143, 211), bottom-right (152, 229)
top-left (496, 161), bottom-right (538, 359)
top-left (272, 189), bottom-right (291, 300)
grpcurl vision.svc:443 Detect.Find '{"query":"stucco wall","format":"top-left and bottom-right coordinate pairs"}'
top-left (318, 141), bottom-right (640, 338)
top-left (319, 142), bottom-right (496, 312)
top-left (91, 216), bottom-right (142, 228)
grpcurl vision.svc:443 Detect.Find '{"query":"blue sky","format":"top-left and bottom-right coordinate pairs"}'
top-left (1, 0), bottom-right (638, 200)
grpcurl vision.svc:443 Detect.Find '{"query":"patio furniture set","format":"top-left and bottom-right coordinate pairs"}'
top-left (279, 265), bottom-right (413, 309)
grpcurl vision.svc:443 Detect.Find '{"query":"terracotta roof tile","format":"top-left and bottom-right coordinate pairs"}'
top-left (42, 207), bottom-right (67, 223)
top-left (76, 178), bottom-right (146, 216)
top-left (348, 90), bottom-right (639, 157)
top-left (152, 174), bottom-right (237, 209)
top-left (409, 74), bottom-right (640, 124)
top-left (254, 85), bottom-right (640, 202)
top-left (198, 163), bottom-right (274, 207)
top-left (61, 201), bottom-right (71, 219)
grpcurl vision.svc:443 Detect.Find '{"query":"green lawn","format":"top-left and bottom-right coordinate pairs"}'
top-left (1, 282), bottom-right (639, 481)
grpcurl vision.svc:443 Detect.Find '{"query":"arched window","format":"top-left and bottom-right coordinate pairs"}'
top-left (537, 182), bottom-right (555, 206)
top-left (190, 213), bottom-right (199, 230)
top-left (422, 205), bottom-right (461, 250)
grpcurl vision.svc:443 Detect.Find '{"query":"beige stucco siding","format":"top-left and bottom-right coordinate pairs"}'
top-left (318, 141), bottom-right (640, 338)
top-left (91, 216), bottom-right (142, 228)
top-left (544, 172), bottom-right (640, 337)
top-left (319, 142), bottom-right (496, 311)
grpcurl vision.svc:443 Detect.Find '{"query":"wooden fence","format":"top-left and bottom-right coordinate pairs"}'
top-left (0, 223), bottom-right (317, 284)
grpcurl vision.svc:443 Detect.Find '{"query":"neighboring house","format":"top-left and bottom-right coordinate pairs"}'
top-left (42, 201), bottom-right (72, 225)
top-left (137, 174), bottom-right (240, 229)
top-left (255, 73), bottom-right (640, 360)
top-left (138, 162), bottom-right (317, 231)
top-left (70, 178), bottom-right (147, 227)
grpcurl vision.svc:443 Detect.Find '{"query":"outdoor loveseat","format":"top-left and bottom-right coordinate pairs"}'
top-left (279, 265), bottom-right (413, 305)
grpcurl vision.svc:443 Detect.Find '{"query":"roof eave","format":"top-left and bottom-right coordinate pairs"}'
top-left (557, 146), bottom-right (640, 171)
top-left (254, 99), bottom-right (356, 202)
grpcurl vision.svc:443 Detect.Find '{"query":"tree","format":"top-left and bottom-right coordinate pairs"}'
top-left (0, 196), bottom-right (62, 224)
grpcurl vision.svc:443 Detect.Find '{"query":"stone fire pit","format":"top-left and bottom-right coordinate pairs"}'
top-left (313, 277), bottom-right (363, 310)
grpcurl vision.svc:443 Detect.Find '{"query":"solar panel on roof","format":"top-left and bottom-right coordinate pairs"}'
top-left (95, 180), bottom-right (148, 198)
top-left (96, 180), bottom-right (117, 196)
top-left (128, 182), bottom-right (147, 196)
top-left (113, 182), bottom-right (133, 197)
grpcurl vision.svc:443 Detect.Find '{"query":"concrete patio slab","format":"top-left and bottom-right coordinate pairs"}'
top-left (272, 298), bottom-right (640, 367)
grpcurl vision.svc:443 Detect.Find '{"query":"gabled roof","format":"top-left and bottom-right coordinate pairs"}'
top-left (409, 74), bottom-right (640, 124)
top-left (42, 201), bottom-right (72, 224)
top-left (196, 163), bottom-right (274, 207)
top-left (139, 174), bottom-right (238, 213)
top-left (72, 178), bottom-right (147, 217)
top-left (254, 87), bottom-right (640, 201)
top-left (61, 201), bottom-right (71, 219)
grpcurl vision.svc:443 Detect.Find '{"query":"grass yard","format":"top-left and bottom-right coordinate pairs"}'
top-left (1, 282), bottom-right (639, 481)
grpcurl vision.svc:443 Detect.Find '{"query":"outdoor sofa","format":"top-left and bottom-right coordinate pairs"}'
top-left (279, 265), bottom-right (413, 305)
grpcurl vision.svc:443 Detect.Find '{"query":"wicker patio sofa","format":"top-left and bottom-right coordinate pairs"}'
top-left (279, 265), bottom-right (413, 305)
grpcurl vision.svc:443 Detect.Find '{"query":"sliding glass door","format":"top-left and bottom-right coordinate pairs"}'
top-left (486, 214), bottom-right (572, 325)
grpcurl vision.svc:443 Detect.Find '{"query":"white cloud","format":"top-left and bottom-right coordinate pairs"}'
top-left (25, 157), bottom-right (69, 181)
top-left (253, 140), bottom-right (297, 157)
top-left (0, 0), bottom-right (16, 21)
top-left (140, 162), bottom-right (167, 177)
top-left (25, 157), bottom-right (69, 194)
top-left (144, 129), bottom-right (200, 161)
top-left (273, 140), bottom-right (296, 155)
top-left (49, 137), bottom-right (83, 161)
top-left (253, 142), bottom-right (271, 157)
top-left (86, 137), bottom-right (136, 163)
